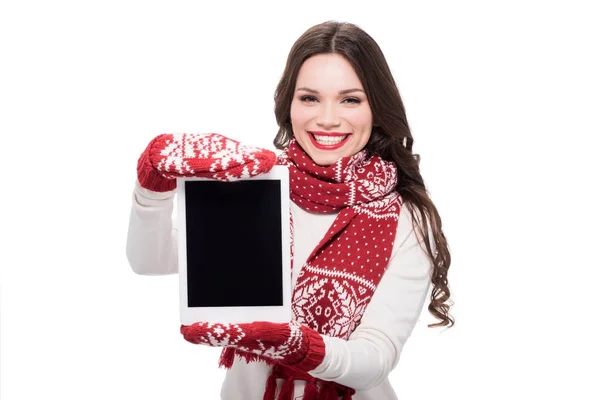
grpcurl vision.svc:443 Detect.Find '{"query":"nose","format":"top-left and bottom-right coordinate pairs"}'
top-left (316, 102), bottom-right (341, 129)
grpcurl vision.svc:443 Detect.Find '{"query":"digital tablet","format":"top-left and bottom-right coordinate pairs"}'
top-left (176, 165), bottom-right (291, 325)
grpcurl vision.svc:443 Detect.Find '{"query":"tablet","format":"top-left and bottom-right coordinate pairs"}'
top-left (176, 165), bottom-right (291, 325)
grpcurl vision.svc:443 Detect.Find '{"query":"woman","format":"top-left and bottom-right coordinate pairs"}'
top-left (127, 20), bottom-right (453, 400)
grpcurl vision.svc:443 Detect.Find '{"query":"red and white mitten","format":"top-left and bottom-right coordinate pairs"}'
top-left (137, 133), bottom-right (277, 192)
top-left (180, 321), bottom-right (325, 372)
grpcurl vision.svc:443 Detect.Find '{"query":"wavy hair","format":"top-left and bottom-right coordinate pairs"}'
top-left (273, 21), bottom-right (454, 328)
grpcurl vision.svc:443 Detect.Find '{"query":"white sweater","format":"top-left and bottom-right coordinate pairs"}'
top-left (126, 181), bottom-right (433, 400)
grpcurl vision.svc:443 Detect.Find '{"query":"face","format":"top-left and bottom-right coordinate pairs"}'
top-left (290, 53), bottom-right (373, 166)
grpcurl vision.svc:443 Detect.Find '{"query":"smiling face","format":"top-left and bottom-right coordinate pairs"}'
top-left (290, 53), bottom-right (373, 166)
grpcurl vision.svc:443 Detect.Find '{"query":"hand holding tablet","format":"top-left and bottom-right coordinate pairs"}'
top-left (180, 320), bottom-right (325, 372)
top-left (136, 132), bottom-right (277, 192)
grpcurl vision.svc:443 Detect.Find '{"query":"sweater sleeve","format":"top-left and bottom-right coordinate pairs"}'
top-left (125, 180), bottom-right (179, 275)
top-left (308, 206), bottom-right (433, 390)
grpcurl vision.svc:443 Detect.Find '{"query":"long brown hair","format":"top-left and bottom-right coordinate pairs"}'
top-left (273, 21), bottom-right (454, 328)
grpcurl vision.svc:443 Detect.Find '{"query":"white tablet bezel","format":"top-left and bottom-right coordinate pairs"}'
top-left (176, 165), bottom-right (291, 325)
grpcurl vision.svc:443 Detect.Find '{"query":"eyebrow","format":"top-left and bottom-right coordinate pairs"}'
top-left (296, 87), bottom-right (365, 95)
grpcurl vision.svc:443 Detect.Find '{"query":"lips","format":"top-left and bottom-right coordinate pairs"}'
top-left (307, 131), bottom-right (351, 150)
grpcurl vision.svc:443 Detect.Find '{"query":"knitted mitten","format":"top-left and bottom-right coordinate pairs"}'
top-left (180, 321), bottom-right (326, 372)
top-left (136, 133), bottom-right (277, 192)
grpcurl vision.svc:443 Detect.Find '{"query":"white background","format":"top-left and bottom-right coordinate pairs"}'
top-left (1, 0), bottom-right (599, 399)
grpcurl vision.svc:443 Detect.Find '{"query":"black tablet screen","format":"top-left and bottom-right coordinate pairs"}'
top-left (184, 180), bottom-right (284, 308)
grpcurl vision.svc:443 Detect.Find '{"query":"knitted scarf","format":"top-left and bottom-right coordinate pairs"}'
top-left (220, 139), bottom-right (403, 399)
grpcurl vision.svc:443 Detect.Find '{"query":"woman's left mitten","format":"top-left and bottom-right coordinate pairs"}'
top-left (180, 321), bottom-right (325, 371)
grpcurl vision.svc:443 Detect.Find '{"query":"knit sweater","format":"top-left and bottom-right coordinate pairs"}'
top-left (126, 181), bottom-right (433, 400)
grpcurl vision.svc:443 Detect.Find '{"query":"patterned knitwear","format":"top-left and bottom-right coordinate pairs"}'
top-left (180, 137), bottom-right (404, 399)
top-left (136, 133), bottom-right (277, 191)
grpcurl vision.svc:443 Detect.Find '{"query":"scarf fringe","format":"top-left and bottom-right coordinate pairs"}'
top-left (322, 383), bottom-right (339, 400)
top-left (261, 370), bottom-right (355, 400)
top-left (303, 379), bottom-right (320, 400)
top-left (220, 348), bottom-right (278, 369)
top-left (263, 373), bottom-right (277, 400)
top-left (276, 377), bottom-right (295, 400)
top-left (218, 347), bottom-right (236, 369)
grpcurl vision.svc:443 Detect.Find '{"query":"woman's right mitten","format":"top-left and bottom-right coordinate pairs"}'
top-left (136, 133), bottom-right (277, 192)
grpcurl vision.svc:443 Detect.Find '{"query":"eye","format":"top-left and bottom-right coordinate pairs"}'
top-left (342, 97), bottom-right (361, 104)
top-left (300, 95), bottom-right (318, 103)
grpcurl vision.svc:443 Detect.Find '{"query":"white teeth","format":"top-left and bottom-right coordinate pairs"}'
top-left (313, 134), bottom-right (348, 145)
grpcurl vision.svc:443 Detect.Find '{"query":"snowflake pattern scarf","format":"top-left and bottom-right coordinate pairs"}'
top-left (222, 139), bottom-right (404, 399)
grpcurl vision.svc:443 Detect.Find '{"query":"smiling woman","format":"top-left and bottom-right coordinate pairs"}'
top-left (126, 20), bottom-right (454, 400)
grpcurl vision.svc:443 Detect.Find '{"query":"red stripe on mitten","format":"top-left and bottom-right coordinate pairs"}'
top-left (180, 321), bottom-right (325, 372)
top-left (137, 133), bottom-right (277, 192)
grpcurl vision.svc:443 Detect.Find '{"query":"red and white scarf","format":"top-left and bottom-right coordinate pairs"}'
top-left (222, 139), bottom-right (404, 398)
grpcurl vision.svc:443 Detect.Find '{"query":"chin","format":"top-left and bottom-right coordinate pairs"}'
top-left (309, 153), bottom-right (343, 166)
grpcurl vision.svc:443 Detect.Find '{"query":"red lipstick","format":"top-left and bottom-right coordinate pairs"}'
top-left (307, 131), bottom-right (351, 150)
